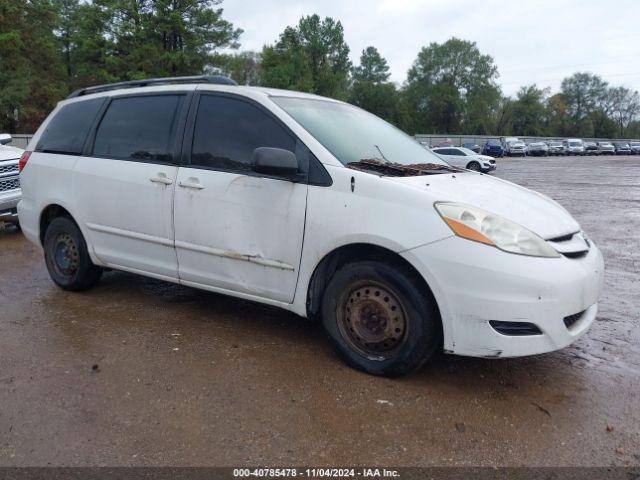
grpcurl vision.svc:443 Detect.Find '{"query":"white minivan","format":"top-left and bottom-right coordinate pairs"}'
top-left (18, 76), bottom-right (604, 376)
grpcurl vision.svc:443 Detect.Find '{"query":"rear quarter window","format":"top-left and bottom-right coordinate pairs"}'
top-left (36, 98), bottom-right (104, 154)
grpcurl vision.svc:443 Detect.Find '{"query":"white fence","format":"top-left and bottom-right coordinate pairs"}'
top-left (7, 133), bottom-right (639, 151)
top-left (7, 134), bottom-right (32, 149)
top-left (414, 134), bottom-right (638, 147)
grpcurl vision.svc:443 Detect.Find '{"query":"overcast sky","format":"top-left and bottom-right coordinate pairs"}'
top-left (221, 0), bottom-right (640, 96)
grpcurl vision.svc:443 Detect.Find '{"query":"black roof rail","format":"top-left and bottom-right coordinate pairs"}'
top-left (67, 75), bottom-right (237, 99)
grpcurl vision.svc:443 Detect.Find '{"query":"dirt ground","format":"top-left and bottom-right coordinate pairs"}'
top-left (0, 155), bottom-right (639, 467)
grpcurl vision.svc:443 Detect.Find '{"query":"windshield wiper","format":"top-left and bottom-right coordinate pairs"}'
top-left (347, 159), bottom-right (461, 177)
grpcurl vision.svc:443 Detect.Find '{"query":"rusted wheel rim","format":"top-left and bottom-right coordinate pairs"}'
top-left (337, 281), bottom-right (408, 359)
top-left (52, 233), bottom-right (79, 277)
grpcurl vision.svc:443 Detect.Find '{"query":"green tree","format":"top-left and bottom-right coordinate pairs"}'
top-left (352, 46), bottom-right (390, 83)
top-left (148, 0), bottom-right (242, 76)
top-left (544, 93), bottom-right (570, 137)
top-left (560, 72), bottom-right (608, 136)
top-left (404, 38), bottom-right (500, 134)
top-left (349, 47), bottom-right (402, 125)
top-left (607, 86), bottom-right (640, 137)
top-left (215, 51), bottom-right (262, 85)
top-left (261, 15), bottom-right (351, 99)
top-left (510, 84), bottom-right (549, 136)
top-left (0, 0), bottom-right (66, 132)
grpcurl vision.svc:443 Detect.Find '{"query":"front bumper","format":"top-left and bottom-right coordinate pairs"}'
top-left (401, 236), bottom-right (604, 358)
top-left (0, 189), bottom-right (21, 223)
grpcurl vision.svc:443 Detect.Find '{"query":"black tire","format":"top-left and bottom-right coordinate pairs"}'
top-left (466, 161), bottom-right (481, 171)
top-left (321, 260), bottom-right (442, 377)
top-left (43, 216), bottom-right (102, 291)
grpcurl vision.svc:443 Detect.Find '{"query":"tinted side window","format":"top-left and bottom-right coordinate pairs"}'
top-left (36, 98), bottom-right (104, 154)
top-left (191, 95), bottom-right (295, 172)
top-left (450, 149), bottom-right (464, 155)
top-left (93, 95), bottom-right (184, 162)
top-left (435, 149), bottom-right (452, 156)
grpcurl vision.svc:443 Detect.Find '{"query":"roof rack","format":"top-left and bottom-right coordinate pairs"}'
top-left (67, 75), bottom-right (237, 99)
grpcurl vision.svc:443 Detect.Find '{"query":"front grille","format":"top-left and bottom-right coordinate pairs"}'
top-left (548, 232), bottom-right (575, 242)
top-left (489, 320), bottom-right (542, 336)
top-left (564, 310), bottom-right (586, 329)
top-left (0, 163), bottom-right (18, 175)
top-left (547, 231), bottom-right (590, 258)
top-left (563, 250), bottom-right (588, 259)
top-left (0, 177), bottom-right (20, 192)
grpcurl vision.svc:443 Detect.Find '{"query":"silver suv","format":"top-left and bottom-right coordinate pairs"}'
top-left (0, 134), bottom-right (23, 225)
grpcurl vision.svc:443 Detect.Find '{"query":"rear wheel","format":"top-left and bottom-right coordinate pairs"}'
top-left (44, 216), bottom-right (102, 291)
top-left (321, 260), bottom-right (441, 377)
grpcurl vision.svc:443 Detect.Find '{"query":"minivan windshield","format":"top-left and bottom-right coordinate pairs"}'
top-left (272, 96), bottom-right (447, 167)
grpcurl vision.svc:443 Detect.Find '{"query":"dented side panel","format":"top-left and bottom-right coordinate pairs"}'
top-left (173, 169), bottom-right (307, 303)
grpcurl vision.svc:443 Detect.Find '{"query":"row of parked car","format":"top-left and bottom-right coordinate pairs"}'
top-left (456, 137), bottom-right (640, 157)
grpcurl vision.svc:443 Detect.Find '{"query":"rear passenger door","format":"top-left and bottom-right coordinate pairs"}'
top-left (173, 93), bottom-right (308, 303)
top-left (436, 148), bottom-right (467, 168)
top-left (74, 93), bottom-right (189, 279)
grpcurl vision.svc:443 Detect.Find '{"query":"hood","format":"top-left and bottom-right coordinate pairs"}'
top-left (0, 145), bottom-right (23, 162)
top-left (477, 154), bottom-right (495, 161)
top-left (389, 172), bottom-right (580, 239)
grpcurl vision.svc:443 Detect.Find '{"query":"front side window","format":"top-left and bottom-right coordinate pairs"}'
top-left (191, 95), bottom-right (296, 172)
top-left (456, 148), bottom-right (476, 156)
top-left (36, 98), bottom-right (104, 154)
top-left (271, 96), bottom-right (447, 167)
top-left (92, 95), bottom-right (184, 162)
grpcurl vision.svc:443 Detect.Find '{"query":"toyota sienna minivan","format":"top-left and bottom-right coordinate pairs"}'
top-left (18, 76), bottom-right (604, 376)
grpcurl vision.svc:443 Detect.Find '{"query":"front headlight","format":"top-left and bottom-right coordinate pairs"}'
top-left (434, 202), bottom-right (560, 258)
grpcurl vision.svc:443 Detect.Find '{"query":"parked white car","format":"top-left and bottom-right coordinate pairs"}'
top-left (596, 141), bottom-right (615, 155)
top-left (564, 139), bottom-right (585, 155)
top-left (18, 76), bottom-right (604, 376)
top-left (431, 146), bottom-right (496, 172)
top-left (505, 140), bottom-right (526, 156)
top-left (0, 134), bottom-right (23, 225)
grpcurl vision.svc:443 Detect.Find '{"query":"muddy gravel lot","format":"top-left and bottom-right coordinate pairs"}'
top-left (1, 155), bottom-right (639, 467)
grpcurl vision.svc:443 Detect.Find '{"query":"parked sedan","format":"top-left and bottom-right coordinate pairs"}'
top-left (431, 147), bottom-right (496, 172)
top-left (629, 141), bottom-right (640, 154)
top-left (547, 141), bottom-right (565, 156)
top-left (527, 142), bottom-right (549, 156)
top-left (482, 139), bottom-right (504, 157)
top-left (614, 142), bottom-right (632, 155)
top-left (0, 134), bottom-right (23, 225)
top-left (596, 142), bottom-right (615, 155)
top-left (584, 141), bottom-right (598, 155)
top-left (462, 142), bottom-right (480, 153)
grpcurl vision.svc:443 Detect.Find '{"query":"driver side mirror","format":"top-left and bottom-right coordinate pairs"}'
top-left (0, 134), bottom-right (12, 145)
top-left (251, 147), bottom-right (300, 179)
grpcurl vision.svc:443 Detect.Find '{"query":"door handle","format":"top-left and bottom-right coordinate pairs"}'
top-left (150, 173), bottom-right (173, 185)
top-left (179, 178), bottom-right (205, 190)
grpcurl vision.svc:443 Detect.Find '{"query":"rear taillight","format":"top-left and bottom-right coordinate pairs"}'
top-left (19, 151), bottom-right (32, 172)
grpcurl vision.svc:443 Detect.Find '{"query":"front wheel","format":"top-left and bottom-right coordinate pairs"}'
top-left (321, 261), bottom-right (442, 376)
top-left (44, 216), bottom-right (102, 291)
top-left (466, 161), bottom-right (481, 171)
